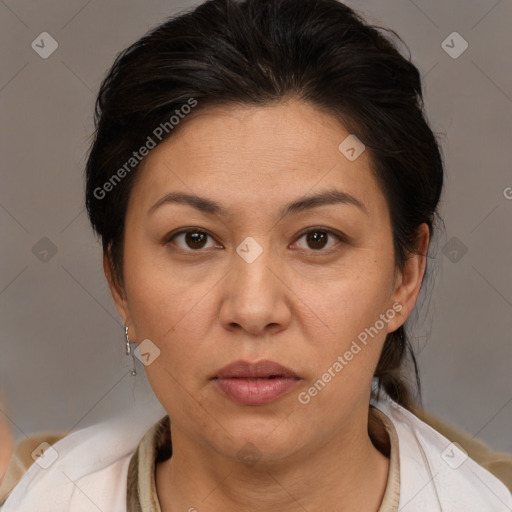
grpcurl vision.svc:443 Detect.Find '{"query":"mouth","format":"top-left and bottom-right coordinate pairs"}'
top-left (211, 360), bottom-right (301, 405)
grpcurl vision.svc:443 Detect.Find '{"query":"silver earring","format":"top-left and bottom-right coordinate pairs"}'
top-left (125, 326), bottom-right (137, 376)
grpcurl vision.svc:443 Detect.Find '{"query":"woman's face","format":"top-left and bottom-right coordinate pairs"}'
top-left (107, 100), bottom-right (427, 464)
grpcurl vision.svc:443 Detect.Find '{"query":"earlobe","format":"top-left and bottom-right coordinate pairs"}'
top-left (388, 223), bottom-right (430, 332)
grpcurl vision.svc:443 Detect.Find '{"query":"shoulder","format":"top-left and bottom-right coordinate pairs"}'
top-left (0, 427), bottom-right (132, 512)
top-left (375, 397), bottom-right (512, 511)
top-left (0, 403), bottom-right (166, 512)
top-left (411, 404), bottom-right (512, 493)
top-left (0, 432), bottom-right (65, 506)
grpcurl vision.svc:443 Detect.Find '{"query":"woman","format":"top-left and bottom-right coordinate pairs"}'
top-left (1, 0), bottom-right (511, 510)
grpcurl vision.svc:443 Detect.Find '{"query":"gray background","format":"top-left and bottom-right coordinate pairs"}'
top-left (1, 0), bottom-right (511, 453)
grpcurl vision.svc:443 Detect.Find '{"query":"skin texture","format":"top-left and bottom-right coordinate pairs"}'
top-left (105, 99), bottom-right (429, 512)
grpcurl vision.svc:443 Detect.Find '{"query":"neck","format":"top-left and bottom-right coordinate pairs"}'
top-left (156, 408), bottom-right (390, 512)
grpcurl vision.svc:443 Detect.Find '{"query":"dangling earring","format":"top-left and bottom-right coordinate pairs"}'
top-left (125, 325), bottom-right (137, 376)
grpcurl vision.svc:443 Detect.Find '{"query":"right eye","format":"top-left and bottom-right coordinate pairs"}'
top-left (163, 228), bottom-right (221, 252)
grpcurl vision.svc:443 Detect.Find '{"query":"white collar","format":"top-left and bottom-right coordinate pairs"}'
top-left (1, 399), bottom-right (166, 512)
top-left (373, 395), bottom-right (512, 511)
top-left (2, 395), bottom-right (511, 511)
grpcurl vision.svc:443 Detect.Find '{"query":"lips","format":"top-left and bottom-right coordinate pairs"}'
top-left (212, 359), bottom-right (300, 379)
top-left (211, 360), bottom-right (301, 405)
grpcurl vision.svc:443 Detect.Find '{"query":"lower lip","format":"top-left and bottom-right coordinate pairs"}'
top-left (213, 377), bottom-right (301, 405)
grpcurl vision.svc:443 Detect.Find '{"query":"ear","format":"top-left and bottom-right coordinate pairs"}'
top-left (387, 223), bottom-right (430, 332)
top-left (103, 251), bottom-right (130, 327)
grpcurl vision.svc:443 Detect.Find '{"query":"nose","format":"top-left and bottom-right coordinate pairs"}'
top-left (218, 236), bottom-right (292, 337)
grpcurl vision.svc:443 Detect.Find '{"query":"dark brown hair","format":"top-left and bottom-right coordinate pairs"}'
top-left (85, 0), bottom-right (444, 410)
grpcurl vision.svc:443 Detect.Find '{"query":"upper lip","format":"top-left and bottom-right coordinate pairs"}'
top-left (213, 359), bottom-right (300, 379)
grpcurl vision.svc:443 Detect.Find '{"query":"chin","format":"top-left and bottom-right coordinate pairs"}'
top-left (214, 414), bottom-right (307, 463)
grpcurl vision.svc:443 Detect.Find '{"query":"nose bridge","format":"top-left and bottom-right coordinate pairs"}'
top-left (220, 233), bottom-right (289, 333)
top-left (232, 234), bottom-right (274, 296)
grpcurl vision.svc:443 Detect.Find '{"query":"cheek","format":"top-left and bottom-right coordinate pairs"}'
top-left (299, 282), bottom-right (394, 410)
top-left (123, 254), bottom-right (214, 390)
top-left (311, 254), bottom-right (395, 340)
top-left (123, 243), bottom-right (200, 338)
top-left (303, 262), bottom-right (396, 391)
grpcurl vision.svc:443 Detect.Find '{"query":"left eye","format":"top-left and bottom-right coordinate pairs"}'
top-left (294, 229), bottom-right (342, 251)
top-left (165, 228), bottom-right (342, 252)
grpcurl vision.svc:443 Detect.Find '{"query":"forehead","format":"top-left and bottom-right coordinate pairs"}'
top-left (128, 100), bottom-right (387, 221)
top-left (153, 100), bottom-right (357, 169)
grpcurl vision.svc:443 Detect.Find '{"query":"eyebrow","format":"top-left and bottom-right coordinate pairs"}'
top-left (148, 188), bottom-right (368, 218)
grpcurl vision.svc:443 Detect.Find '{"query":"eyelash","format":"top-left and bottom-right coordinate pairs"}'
top-left (163, 227), bottom-right (345, 254)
